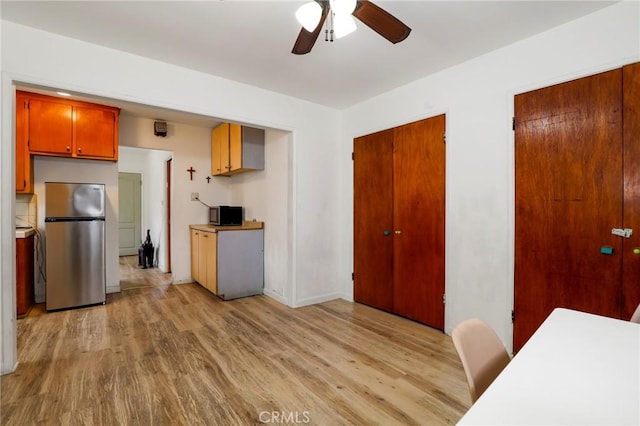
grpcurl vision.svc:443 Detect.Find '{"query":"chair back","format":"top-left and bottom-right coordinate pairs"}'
top-left (630, 304), bottom-right (640, 323)
top-left (452, 318), bottom-right (511, 402)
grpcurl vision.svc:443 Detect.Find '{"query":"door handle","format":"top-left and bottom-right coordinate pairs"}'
top-left (612, 228), bottom-right (633, 238)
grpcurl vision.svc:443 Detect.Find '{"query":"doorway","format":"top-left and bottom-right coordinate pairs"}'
top-left (117, 146), bottom-right (173, 289)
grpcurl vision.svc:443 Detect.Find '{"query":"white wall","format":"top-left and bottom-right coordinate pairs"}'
top-left (339, 1), bottom-right (640, 352)
top-left (1, 19), bottom-right (342, 373)
top-left (229, 129), bottom-right (292, 304)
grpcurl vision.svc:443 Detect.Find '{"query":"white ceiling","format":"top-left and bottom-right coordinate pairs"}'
top-left (1, 0), bottom-right (617, 126)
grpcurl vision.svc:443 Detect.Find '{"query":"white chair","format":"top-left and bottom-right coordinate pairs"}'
top-left (452, 318), bottom-right (511, 403)
top-left (630, 304), bottom-right (640, 323)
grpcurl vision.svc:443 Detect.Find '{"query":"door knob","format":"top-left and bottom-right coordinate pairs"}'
top-left (633, 248), bottom-right (640, 255)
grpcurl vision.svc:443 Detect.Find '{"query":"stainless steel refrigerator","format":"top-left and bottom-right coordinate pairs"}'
top-left (45, 182), bottom-right (106, 311)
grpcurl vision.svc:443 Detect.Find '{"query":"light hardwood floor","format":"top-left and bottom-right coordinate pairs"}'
top-left (1, 283), bottom-right (471, 425)
top-left (119, 255), bottom-right (173, 290)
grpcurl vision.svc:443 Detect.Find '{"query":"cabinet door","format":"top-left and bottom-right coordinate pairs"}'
top-left (27, 98), bottom-right (73, 155)
top-left (228, 123), bottom-right (243, 172)
top-left (16, 235), bottom-right (34, 316)
top-left (353, 129), bottom-right (394, 312)
top-left (199, 231), bottom-right (217, 294)
top-left (74, 106), bottom-right (118, 159)
top-left (198, 232), bottom-right (209, 288)
top-left (212, 123), bottom-right (228, 176)
top-left (15, 93), bottom-right (32, 193)
top-left (191, 229), bottom-right (200, 283)
top-left (205, 232), bottom-right (218, 294)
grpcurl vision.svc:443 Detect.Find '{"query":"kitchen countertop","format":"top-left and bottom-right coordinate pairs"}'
top-left (190, 222), bottom-right (263, 232)
top-left (15, 227), bottom-right (35, 239)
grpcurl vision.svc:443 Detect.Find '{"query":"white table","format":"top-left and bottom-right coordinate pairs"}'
top-left (458, 308), bottom-right (640, 425)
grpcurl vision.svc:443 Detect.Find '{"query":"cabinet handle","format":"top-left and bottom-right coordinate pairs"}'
top-left (395, 230), bottom-right (402, 235)
top-left (77, 147), bottom-right (82, 153)
top-left (66, 146), bottom-right (71, 152)
top-left (203, 235), bottom-right (208, 238)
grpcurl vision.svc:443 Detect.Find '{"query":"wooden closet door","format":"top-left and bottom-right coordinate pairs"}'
top-left (393, 115), bottom-right (446, 330)
top-left (514, 69), bottom-right (623, 351)
top-left (622, 63), bottom-right (640, 320)
top-left (353, 130), bottom-right (394, 311)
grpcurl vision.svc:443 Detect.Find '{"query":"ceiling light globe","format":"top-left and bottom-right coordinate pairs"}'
top-left (334, 14), bottom-right (357, 39)
top-left (330, 0), bottom-right (357, 16)
top-left (296, 2), bottom-right (322, 32)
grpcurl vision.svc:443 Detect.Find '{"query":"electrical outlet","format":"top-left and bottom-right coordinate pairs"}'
top-left (191, 192), bottom-right (199, 201)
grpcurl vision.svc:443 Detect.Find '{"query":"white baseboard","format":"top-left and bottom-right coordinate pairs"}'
top-left (291, 292), bottom-right (342, 308)
top-left (263, 288), bottom-right (287, 305)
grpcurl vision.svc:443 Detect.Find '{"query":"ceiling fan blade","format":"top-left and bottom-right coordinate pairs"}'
top-left (292, 3), bottom-right (330, 55)
top-left (353, 0), bottom-right (411, 44)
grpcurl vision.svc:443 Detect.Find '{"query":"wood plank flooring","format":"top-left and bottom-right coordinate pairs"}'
top-left (119, 255), bottom-right (172, 290)
top-left (1, 284), bottom-right (471, 425)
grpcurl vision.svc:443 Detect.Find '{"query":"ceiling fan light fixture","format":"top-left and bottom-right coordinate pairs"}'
top-left (334, 13), bottom-right (357, 39)
top-left (329, 0), bottom-right (357, 16)
top-left (296, 1), bottom-right (322, 32)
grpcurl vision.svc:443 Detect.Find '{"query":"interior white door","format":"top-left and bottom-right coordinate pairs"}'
top-left (118, 172), bottom-right (142, 256)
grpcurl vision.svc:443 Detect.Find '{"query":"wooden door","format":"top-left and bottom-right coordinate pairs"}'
top-left (393, 115), bottom-right (446, 330)
top-left (622, 63), bottom-right (640, 319)
top-left (353, 129), bottom-right (395, 312)
top-left (118, 172), bottom-right (142, 256)
top-left (166, 158), bottom-right (172, 273)
top-left (27, 97), bottom-right (73, 155)
top-left (514, 70), bottom-right (623, 351)
top-left (75, 106), bottom-right (118, 159)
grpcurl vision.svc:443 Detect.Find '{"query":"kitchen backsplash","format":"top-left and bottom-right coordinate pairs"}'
top-left (15, 194), bottom-right (37, 227)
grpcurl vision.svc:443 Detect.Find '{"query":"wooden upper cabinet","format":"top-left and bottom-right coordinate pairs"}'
top-left (212, 123), bottom-right (229, 176)
top-left (18, 90), bottom-right (119, 161)
top-left (15, 92), bottom-right (33, 194)
top-left (211, 122), bottom-right (264, 176)
top-left (27, 97), bottom-right (73, 155)
top-left (75, 106), bottom-right (119, 159)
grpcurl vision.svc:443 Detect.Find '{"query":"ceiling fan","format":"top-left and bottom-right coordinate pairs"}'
top-left (292, 0), bottom-right (411, 55)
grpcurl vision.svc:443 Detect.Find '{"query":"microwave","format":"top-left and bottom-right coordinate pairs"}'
top-left (209, 206), bottom-right (243, 226)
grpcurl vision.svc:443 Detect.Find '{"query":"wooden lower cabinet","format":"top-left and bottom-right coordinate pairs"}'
top-left (190, 225), bottom-right (264, 300)
top-left (16, 234), bottom-right (35, 316)
top-left (191, 228), bottom-right (217, 293)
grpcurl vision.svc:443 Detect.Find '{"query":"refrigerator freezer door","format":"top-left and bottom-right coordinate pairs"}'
top-left (45, 220), bottom-right (106, 310)
top-left (45, 182), bottom-right (105, 218)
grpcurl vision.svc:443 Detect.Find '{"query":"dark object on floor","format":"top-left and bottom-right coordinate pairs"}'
top-left (138, 230), bottom-right (155, 269)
